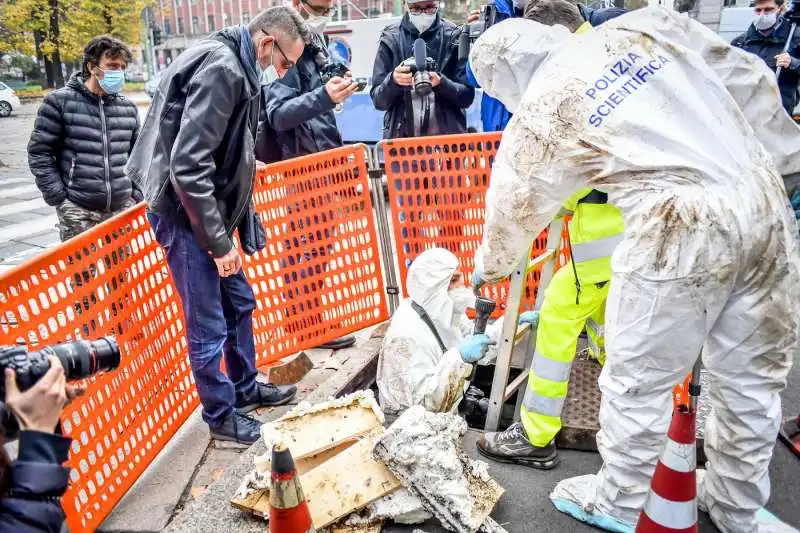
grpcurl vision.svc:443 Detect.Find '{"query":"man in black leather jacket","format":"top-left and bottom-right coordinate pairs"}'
top-left (126, 7), bottom-right (306, 445)
top-left (370, 0), bottom-right (475, 139)
top-left (28, 36), bottom-right (140, 242)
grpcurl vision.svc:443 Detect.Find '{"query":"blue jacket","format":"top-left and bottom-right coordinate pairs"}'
top-left (0, 431), bottom-right (72, 533)
top-left (466, 3), bottom-right (627, 132)
top-left (469, 0), bottom-right (519, 132)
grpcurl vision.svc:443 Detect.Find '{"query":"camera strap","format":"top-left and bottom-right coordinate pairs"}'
top-left (411, 301), bottom-right (448, 353)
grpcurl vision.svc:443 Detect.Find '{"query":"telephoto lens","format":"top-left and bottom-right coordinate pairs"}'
top-left (0, 337), bottom-right (121, 395)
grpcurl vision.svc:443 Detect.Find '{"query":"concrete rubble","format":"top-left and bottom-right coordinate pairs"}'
top-left (373, 406), bottom-right (506, 533)
top-left (233, 393), bottom-right (505, 533)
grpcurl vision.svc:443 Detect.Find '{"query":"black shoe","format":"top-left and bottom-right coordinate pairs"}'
top-left (236, 382), bottom-right (297, 414)
top-left (316, 335), bottom-right (356, 350)
top-left (210, 412), bottom-right (261, 446)
top-left (477, 422), bottom-right (559, 470)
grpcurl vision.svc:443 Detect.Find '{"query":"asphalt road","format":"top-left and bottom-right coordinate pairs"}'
top-left (384, 364), bottom-right (800, 533)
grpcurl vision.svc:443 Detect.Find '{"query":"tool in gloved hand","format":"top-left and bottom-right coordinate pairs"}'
top-left (464, 296), bottom-right (498, 382)
top-left (458, 334), bottom-right (496, 363)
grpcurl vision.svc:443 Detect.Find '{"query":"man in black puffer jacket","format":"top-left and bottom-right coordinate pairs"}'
top-left (28, 36), bottom-right (140, 242)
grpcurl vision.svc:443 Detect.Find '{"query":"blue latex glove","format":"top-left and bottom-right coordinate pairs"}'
top-left (518, 310), bottom-right (540, 327)
top-left (471, 267), bottom-right (486, 296)
top-left (791, 188), bottom-right (800, 219)
top-left (458, 334), bottom-right (496, 363)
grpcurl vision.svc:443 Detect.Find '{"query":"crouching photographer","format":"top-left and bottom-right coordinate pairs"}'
top-left (0, 338), bottom-right (120, 532)
top-left (370, 0), bottom-right (475, 139)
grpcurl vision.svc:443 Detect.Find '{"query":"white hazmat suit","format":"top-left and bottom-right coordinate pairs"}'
top-left (377, 248), bottom-right (502, 415)
top-left (470, 8), bottom-right (800, 533)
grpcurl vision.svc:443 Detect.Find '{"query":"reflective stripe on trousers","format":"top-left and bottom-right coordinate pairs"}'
top-left (585, 312), bottom-right (607, 365)
top-left (520, 265), bottom-right (611, 447)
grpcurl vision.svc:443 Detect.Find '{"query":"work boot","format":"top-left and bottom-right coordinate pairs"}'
top-left (210, 412), bottom-right (262, 446)
top-left (236, 382), bottom-right (297, 414)
top-left (477, 422), bottom-right (559, 469)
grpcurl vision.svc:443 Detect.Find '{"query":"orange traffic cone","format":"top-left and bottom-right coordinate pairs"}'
top-left (636, 403), bottom-right (699, 533)
top-left (269, 443), bottom-right (315, 533)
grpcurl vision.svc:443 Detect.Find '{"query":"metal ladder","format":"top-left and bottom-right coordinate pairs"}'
top-left (484, 219), bottom-right (565, 431)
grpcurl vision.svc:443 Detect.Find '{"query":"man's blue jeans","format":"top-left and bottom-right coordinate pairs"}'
top-left (148, 212), bottom-right (258, 428)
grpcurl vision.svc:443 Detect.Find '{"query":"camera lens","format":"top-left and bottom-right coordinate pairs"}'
top-left (47, 337), bottom-right (121, 382)
top-left (414, 72), bottom-right (433, 97)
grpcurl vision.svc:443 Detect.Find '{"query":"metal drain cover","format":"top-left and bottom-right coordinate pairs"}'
top-left (556, 359), bottom-right (709, 462)
top-left (557, 359), bottom-right (602, 452)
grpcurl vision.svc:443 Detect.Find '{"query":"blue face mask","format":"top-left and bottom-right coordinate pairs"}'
top-left (98, 69), bottom-right (125, 94)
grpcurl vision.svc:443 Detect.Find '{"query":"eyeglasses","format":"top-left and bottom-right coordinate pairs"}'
top-left (408, 3), bottom-right (439, 14)
top-left (263, 31), bottom-right (295, 70)
top-left (302, 0), bottom-right (336, 16)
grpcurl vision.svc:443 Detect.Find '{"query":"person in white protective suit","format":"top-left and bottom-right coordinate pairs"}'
top-left (377, 247), bottom-right (537, 415)
top-left (469, 8), bottom-right (800, 533)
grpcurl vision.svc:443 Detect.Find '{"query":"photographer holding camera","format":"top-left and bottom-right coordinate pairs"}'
top-left (0, 339), bottom-right (118, 532)
top-left (370, 0), bottom-right (475, 139)
top-left (260, 0), bottom-right (358, 160)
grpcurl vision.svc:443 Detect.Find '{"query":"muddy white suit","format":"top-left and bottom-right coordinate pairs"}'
top-left (377, 248), bottom-right (503, 415)
top-left (470, 8), bottom-right (800, 533)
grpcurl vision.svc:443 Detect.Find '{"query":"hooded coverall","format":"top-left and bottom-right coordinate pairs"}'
top-left (470, 9), bottom-right (800, 532)
top-left (377, 248), bottom-right (503, 414)
top-left (519, 19), bottom-right (626, 450)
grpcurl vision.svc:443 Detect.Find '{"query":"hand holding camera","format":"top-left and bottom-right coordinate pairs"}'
top-left (0, 338), bottom-right (120, 439)
top-left (393, 65), bottom-right (414, 87)
top-left (325, 75), bottom-right (359, 103)
top-left (4, 356), bottom-right (81, 434)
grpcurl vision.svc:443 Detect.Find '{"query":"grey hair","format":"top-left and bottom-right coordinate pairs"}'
top-left (248, 6), bottom-right (311, 44)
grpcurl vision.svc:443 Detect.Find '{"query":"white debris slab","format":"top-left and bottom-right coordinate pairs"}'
top-left (344, 488), bottom-right (433, 526)
top-left (373, 406), bottom-right (505, 533)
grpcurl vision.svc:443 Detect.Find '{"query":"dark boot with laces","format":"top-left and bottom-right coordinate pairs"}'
top-left (477, 422), bottom-right (559, 469)
top-left (210, 412), bottom-right (262, 446)
top-left (236, 382), bottom-right (297, 414)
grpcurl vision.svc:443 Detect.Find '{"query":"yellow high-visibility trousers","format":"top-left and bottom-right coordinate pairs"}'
top-left (520, 263), bottom-right (609, 447)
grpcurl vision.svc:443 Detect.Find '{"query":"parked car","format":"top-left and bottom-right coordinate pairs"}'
top-left (0, 81), bottom-right (21, 117)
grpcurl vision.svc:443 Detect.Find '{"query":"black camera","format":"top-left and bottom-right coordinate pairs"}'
top-left (399, 56), bottom-right (438, 96)
top-left (459, 2), bottom-right (499, 60)
top-left (318, 58), bottom-right (350, 84)
top-left (0, 337), bottom-right (121, 439)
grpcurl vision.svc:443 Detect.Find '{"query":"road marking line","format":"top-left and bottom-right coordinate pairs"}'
top-left (1, 197), bottom-right (48, 216)
top-left (2, 214), bottom-right (58, 241)
top-left (1, 184), bottom-right (40, 197)
top-left (0, 178), bottom-right (35, 186)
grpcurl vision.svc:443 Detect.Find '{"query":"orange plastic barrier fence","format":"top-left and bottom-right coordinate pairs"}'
top-left (0, 207), bottom-right (196, 532)
top-left (380, 132), bottom-right (571, 315)
top-left (246, 145), bottom-right (389, 357)
top-left (0, 145), bottom-right (387, 531)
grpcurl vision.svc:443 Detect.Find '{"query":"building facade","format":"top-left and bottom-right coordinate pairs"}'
top-left (151, 0), bottom-right (398, 69)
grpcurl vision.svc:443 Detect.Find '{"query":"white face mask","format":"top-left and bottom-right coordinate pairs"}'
top-left (259, 41), bottom-right (281, 86)
top-left (302, 4), bottom-right (331, 33)
top-left (409, 12), bottom-right (437, 34)
top-left (448, 287), bottom-right (475, 315)
top-left (755, 11), bottom-right (779, 31)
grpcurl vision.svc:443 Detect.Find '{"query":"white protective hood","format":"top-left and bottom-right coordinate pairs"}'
top-left (471, 7), bottom-right (800, 282)
top-left (377, 248), bottom-right (503, 414)
top-left (469, 18), bottom-right (570, 114)
top-left (406, 248), bottom-right (460, 333)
